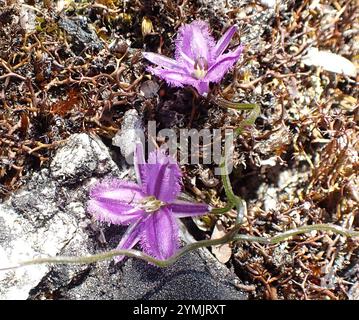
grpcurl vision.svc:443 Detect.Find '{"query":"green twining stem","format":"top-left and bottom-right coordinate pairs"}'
top-left (234, 103), bottom-right (260, 134)
top-left (0, 224), bottom-right (242, 270)
top-left (248, 223), bottom-right (359, 244)
top-left (214, 97), bottom-right (259, 217)
top-left (213, 97), bottom-right (260, 133)
top-left (0, 223), bottom-right (357, 271)
top-left (213, 97), bottom-right (257, 110)
top-left (210, 204), bottom-right (234, 215)
top-left (220, 149), bottom-right (245, 222)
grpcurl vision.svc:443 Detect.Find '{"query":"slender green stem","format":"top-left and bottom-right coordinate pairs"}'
top-left (214, 97), bottom-right (257, 110)
top-left (210, 204), bottom-right (234, 215)
top-left (0, 224), bottom-right (242, 270)
top-left (220, 152), bottom-right (238, 206)
top-left (234, 103), bottom-right (261, 134)
top-left (0, 223), bottom-right (357, 271)
top-left (220, 157), bottom-right (245, 222)
top-left (215, 98), bottom-right (259, 218)
top-left (213, 97), bottom-right (260, 134)
top-left (265, 223), bottom-right (359, 244)
top-left (233, 224), bottom-right (359, 244)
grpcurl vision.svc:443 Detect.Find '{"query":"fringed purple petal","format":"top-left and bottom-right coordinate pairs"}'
top-left (147, 65), bottom-right (208, 96)
top-left (114, 217), bottom-right (147, 263)
top-left (178, 50), bottom-right (195, 67)
top-left (177, 51), bottom-right (196, 75)
top-left (193, 80), bottom-right (210, 96)
top-left (134, 142), bottom-right (146, 188)
top-left (168, 200), bottom-right (211, 218)
top-left (141, 208), bottom-right (179, 260)
top-left (88, 200), bottom-right (144, 225)
top-left (175, 20), bottom-right (215, 64)
top-left (205, 45), bottom-right (243, 83)
top-left (145, 149), bottom-right (182, 202)
top-left (213, 25), bottom-right (238, 58)
top-left (88, 179), bottom-right (145, 225)
top-left (142, 52), bottom-right (183, 70)
top-left (90, 178), bottom-right (145, 204)
top-left (147, 66), bottom-right (196, 89)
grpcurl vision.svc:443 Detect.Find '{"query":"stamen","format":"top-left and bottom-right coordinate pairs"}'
top-left (138, 196), bottom-right (165, 213)
top-left (193, 56), bottom-right (208, 79)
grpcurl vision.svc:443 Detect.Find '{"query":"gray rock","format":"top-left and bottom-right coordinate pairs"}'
top-left (112, 109), bottom-right (144, 160)
top-left (0, 133), bottom-right (246, 300)
top-left (348, 282), bottom-right (359, 300)
top-left (258, 0), bottom-right (279, 8)
top-left (58, 16), bottom-right (103, 54)
top-left (50, 133), bottom-right (120, 184)
top-left (140, 80), bottom-right (160, 99)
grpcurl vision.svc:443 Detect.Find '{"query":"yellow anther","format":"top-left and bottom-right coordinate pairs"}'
top-left (192, 56), bottom-right (208, 80)
top-left (138, 196), bottom-right (165, 213)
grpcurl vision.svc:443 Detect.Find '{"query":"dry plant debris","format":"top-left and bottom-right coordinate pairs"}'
top-left (0, 0), bottom-right (358, 299)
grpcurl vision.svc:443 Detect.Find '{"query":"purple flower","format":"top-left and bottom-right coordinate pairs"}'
top-left (88, 143), bottom-right (210, 262)
top-left (142, 20), bottom-right (243, 96)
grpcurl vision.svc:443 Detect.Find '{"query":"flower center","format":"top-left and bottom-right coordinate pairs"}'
top-left (138, 196), bottom-right (165, 213)
top-left (192, 56), bottom-right (208, 80)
